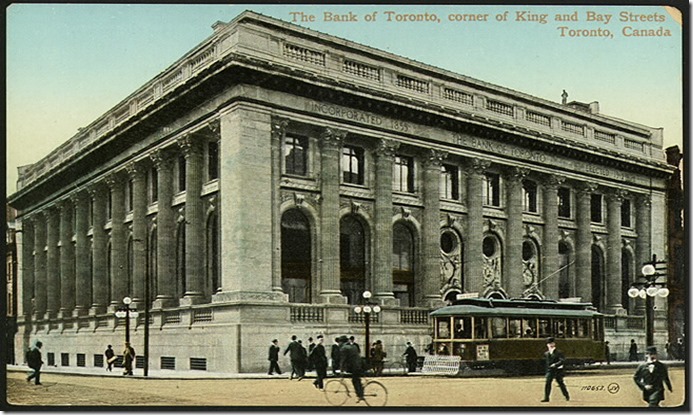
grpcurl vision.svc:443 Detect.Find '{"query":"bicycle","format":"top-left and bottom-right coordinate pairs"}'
top-left (385, 358), bottom-right (407, 376)
top-left (323, 375), bottom-right (388, 406)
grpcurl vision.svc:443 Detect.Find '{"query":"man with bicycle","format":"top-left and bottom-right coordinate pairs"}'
top-left (338, 335), bottom-right (365, 402)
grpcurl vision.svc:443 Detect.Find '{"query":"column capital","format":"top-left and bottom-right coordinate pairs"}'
top-left (320, 127), bottom-right (347, 149)
top-left (177, 135), bottom-right (203, 157)
top-left (464, 158), bottom-right (491, 176)
top-left (271, 116), bottom-right (290, 141)
top-left (606, 188), bottom-right (629, 203)
top-left (125, 161), bottom-right (146, 181)
top-left (542, 174), bottom-right (566, 189)
top-left (422, 149), bottom-right (448, 169)
top-left (104, 172), bottom-right (124, 189)
top-left (374, 138), bottom-right (400, 159)
top-left (149, 148), bottom-right (174, 168)
top-left (575, 182), bottom-right (599, 197)
top-left (69, 191), bottom-right (87, 205)
top-left (505, 166), bottom-right (530, 182)
top-left (635, 193), bottom-right (652, 208)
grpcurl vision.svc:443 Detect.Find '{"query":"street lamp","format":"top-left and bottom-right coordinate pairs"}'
top-left (353, 290), bottom-right (381, 364)
top-left (114, 296), bottom-right (139, 344)
top-left (627, 254), bottom-right (668, 347)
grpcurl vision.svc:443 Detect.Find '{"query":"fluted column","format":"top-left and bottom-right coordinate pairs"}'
top-left (33, 212), bottom-right (47, 319)
top-left (271, 117), bottom-right (289, 294)
top-left (541, 175), bottom-right (564, 299)
top-left (504, 167), bottom-right (528, 298)
top-left (422, 149), bottom-right (447, 307)
top-left (106, 173), bottom-right (127, 307)
top-left (21, 217), bottom-right (35, 318)
top-left (179, 136), bottom-right (205, 304)
top-left (46, 207), bottom-right (61, 318)
top-left (606, 190), bottom-right (626, 314)
top-left (373, 139), bottom-right (399, 304)
top-left (575, 183), bottom-right (597, 305)
top-left (150, 150), bottom-right (176, 308)
top-left (634, 194), bottom-right (652, 316)
top-left (127, 162), bottom-right (148, 308)
top-left (89, 183), bottom-right (109, 313)
top-left (319, 127), bottom-right (347, 303)
top-left (464, 158), bottom-right (490, 294)
top-left (58, 199), bottom-right (76, 317)
top-left (73, 192), bottom-right (90, 315)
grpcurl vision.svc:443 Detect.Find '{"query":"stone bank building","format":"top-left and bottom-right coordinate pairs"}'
top-left (9, 11), bottom-right (675, 373)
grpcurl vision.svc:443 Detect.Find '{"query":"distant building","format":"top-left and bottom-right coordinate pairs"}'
top-left (665, 146), bottom-right (685, 345)
top-left (8, 11), bottom-right (675, 372)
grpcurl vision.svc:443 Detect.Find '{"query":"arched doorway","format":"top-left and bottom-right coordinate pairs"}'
top-left (340, 214), bottom-right (366, 305)
top-left (281, 209), bottom-right (311, 303)
top-left (393, 222), bottom-right (415, 307)
top-left (591, 245), bottom-right (605, 310)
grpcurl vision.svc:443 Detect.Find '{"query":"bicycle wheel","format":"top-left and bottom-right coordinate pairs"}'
top-left (363, 380), bottom-right (388, 407)
top-left (389, 362), bottom-right (407, 376)
top-left (323, 379), bottom-right (349, 406)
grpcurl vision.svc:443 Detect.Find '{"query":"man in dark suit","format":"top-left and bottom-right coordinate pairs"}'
top-left (283, 335), bottom-right (304, 380)
top-left (403, 341), bottom-right (418, 373)
top-left (541, 337), bottom-right (570, 402)
top-left (331, 337), bottom-right (341, 375)
top-left (339, 335), bottom-right (364, 401)
top-left (309, 335), bottom-right (328, 389)
top-left (633, 346), bottom-right (673, 407)
top-left (267, 339), bottom-right (282, 375)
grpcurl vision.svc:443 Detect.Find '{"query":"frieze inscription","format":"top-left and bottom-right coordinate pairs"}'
top-left (307, 101), bottom-right (412, 133)
top-left (455, 134), bottom-right (551, 164)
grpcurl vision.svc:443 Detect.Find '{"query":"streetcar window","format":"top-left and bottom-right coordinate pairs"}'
top-left (437, 319), bottom-right (451, 339)
top-left (553, 319), bottom-right (566, 337)
top-left (437, 343), bottom-right (450, 355)
top-left (522, 319), bottom-right (537, 337)
top-left (453, 342), bottom-right (466, 357)
top-left (491, 317), bottom-right (507, 338)
top-left (474, 317), bottom-right (488, 339)
top-left (577, 319), bottom-right (589, 338)
top-left (508, 319), bottom-right (522, 338)
top-left (565, 319), bottom-right (577, 338)
top-left (454, 317), bottom-right (472, 339)
top-left (538, 319), bottom-right (550, 337)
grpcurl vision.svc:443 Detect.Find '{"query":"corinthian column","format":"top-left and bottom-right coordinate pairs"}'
top-left (464, 158), bottom-right (490, 295)
top-left (373, 139), bottom-right (399, 305)
top-left (46, 207), bottom-right (61, 318)
top-left (271, 117), bottom-right (290, 294)
top-left (89, 183), bottom-right (109, 314)
top-left (634, 194), bottom-right (652, 315)
top-left (178, 135), bottom-right (205, 304)
top-left (422, 149), bottom-right (447, 307)
top-left (34, 212), bottom-right (47, 319)
top-left (575, 183), bottom-right (597, 305)
top-left (106, 173), bottom-right (127, 307)
top-left (150, 150), bottom-right (176, 308)
top-left (127, 162), bottom-right (148, 308)
top-left (541, 175), bottom-right (564, 299)
top-left (21, 217), bottom-right (35, 318)
top-left (606, 189), bottom-right (626, 314)
top-left (504, 167), bottom-right (528, 299)
top-left (72, 192), bottom-right (91, 316)
top-left (318, 127), bottom-right (347, 303)
top-left (59, 199), bottom-right (76, 317)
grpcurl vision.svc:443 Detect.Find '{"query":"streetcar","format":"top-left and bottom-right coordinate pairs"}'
top-left (429, 297), bottom-right (605, 373)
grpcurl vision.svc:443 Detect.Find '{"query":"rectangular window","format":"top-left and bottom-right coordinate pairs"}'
top-left (207, 141), bottom-right (219, 181)
top-left (491, 317), bottom-right (507, 338)
top-left (178, 155), bottom-right (186, 192)
top-left (440, 164), bottom-right (459, 200)
top-left (558, 187), bottom-right (571, 218)
top-left (474, 317), bottom-right (488, 340)
top-left (284, 134), bottom-right (308, 176)
top-left (126, 179), bottom-right (134, 212)
top-left (483, 173), bottom-right (500, 207)
top-left (621, 199), bottom-right (632, 227)
top-left (522, 180), bottom-right (538, 213)
top-left (149, 167), bottom-right (158, 204)
top-left (591, 193), bottom-right (603, 223)
top-left (107, 191), bottom-right (112, 220)
top-left (88, 197), bottom-right (94, 227)
top-left (341, 145), bottom-right (364, 185)
top-left (393, 155), bottom-right (414, 193)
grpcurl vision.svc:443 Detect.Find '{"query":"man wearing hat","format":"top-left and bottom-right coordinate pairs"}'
top-left (267, 339), bottom-right (282, 375)
top-left (633, 346), bottom-right (673, 407)
top-left (338, 335), bottom-right (365, 402)
top-left (541, 337), bottom-right (570, 402)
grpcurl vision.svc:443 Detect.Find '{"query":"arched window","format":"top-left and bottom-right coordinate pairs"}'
top-left (558, 242), bottom-right (571, 298)
top-left (522, 239), bottom-right (539, 290)
top-left (207, 213), bottom-right (220, 296)
top-left (393, 222), bottom-right (415, 307)
top-left (482, 234), bottom-right (502, 287)
top-left (281, 209), bottom-right (311, 303)
top-left (176, 223), bottom-right (186, 298)
top-left (340, 215), bottom-right (366, 305)
top-left (591, 245), bottom-right (605, 310)
top-left (148, 229), bottom-right (157, 303)
top-left (440, 228), bottom-right (463, 302)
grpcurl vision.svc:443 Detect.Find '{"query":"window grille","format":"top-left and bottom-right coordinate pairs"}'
top-left (136, 356), bottom-right (145, 369)
top-left (343, 60), bottom-right (380, 80)
top-left (61, 353), bottom-right (70, 366)
top-left (396, 75), bottom-right (429, 94)
top-left (77, 354), bottom-right (86, 367)
top-left (190, 357), bottom-right (207, 371)
top-left (594, 130), bottom-right (616, 144)
top-left (47, 353), bottom-right (55, 366)
top-left (161, 356), bottom-right (176, 370)
top-left (283, 43), bottom-right (325, 66)
top-left (400, 309), bottom-right (429, 324)
top-left (349, 312), bottom-right (380, 323)
top-left (624, 139), bottom-right (644, 151)
top-left (164, 312), bottom-right (182, 324)
top-left (94, 354), bottom-right (104, 368)
top-left (443, 88), bottom-right (473, 105)
top-left (193, 309), bottom-right (213, 323)
top-left (486, 100), bottom-right (514, 117)
top-left (526, 111), bottom-right (551, 127)
top-left (561, 121), bottom-right (584, 136)
top-left (290, 306), bottom-right (325, 322)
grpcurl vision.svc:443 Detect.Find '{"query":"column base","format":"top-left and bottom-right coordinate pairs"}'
top-left (151, 297), bottom-right (178, 309)
top-left (179, 293), bottom-right (207, 306)
top-left (73, 307), bottom-right (90, 317)
top-left (212, 290), bottom-right (288, 303)
top-left (607, 305), bottom-right (627, 316)
top-left (318, 291), bottom-right (348, 305)
top-left (373, 294), bottom-right (401, 307)
top-left (89, 304), bottom-right (108, 316)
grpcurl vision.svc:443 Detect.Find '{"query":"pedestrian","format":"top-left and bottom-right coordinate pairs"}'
top-left (331, 337), bottom-right (341, 375)
top-left (629, 339), bottom-right (639, 361)
top-left (403, 341), bottom-right (418, 373)
top-left (104, 344), bottom-right (115, 372)
top-left (338, 335), bottom-right (364, 402)
top-left (425, 342), bottom-right (434, 355)
top-left (25, 340), bottom-right (43, 385)
top-left (665, 342), bottom-right (673, 360)
top-left (309, 335), bottom-right (328, 389)
top-left (306, 337), bottom-right (315, 372)
top-left (604, 341), bottom-right (611, 365)
top-left (267, 339), bottom-right (282, 375)
top-left (633, 346), bottom-right (673, 407)
top-left (370, 340), bottom-right (386, 376)
top-left (122, 342), bottom-right (136, 376)
top-left (297, 340), bottom-right (308, 379)
top-left (541, 337), bottom-right (570, 402)
top-left (349, 336), bottom-right (360, 354)
top-left (283, 335), bottom-right (304, 380)
top-left (675, 337), bottom-right (684, 360)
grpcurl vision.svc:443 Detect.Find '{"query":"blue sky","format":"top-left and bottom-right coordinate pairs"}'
top-left (6, 4), bottom-right (683, 194)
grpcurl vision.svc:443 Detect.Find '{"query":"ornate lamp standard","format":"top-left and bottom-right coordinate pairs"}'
top-left (114, 297), bottom-right (139, 344)
top-left (627, 254), bottom-right (669, 347)
top-left (353, 290), bottom-right (381, 364)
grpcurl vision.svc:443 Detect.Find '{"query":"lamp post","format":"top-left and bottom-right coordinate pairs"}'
top-left (627, 254), bottom-right (668, 347)
top-left (114, 297), bottom-right (139, 344)
top-left (353, 290), bottom-right (381, 364)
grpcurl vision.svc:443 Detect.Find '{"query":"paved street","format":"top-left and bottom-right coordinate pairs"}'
top-left (5, 366), bottom-right (686, 408)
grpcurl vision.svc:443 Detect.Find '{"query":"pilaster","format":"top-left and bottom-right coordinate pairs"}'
top-left (271, 116), bottom-right (290, 294)
top-left (46, 206), bottom-right (61, 318)
top-left (72, 192), bottom-right (91, 316)
top-left (89, 183), bottom-right (109, 314)
top-left (373, 139), bottom-right (399, 305)
top-left (20, 217), bottom-right (34, 318)
top-left (106, 173), bottom-right (127, 307)
top-left (150, 150), bottom-right (177, 309)
top-left (127, 161), bottom-right (148, 309)
top-left (33, 212), bottom-right (47, 319)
